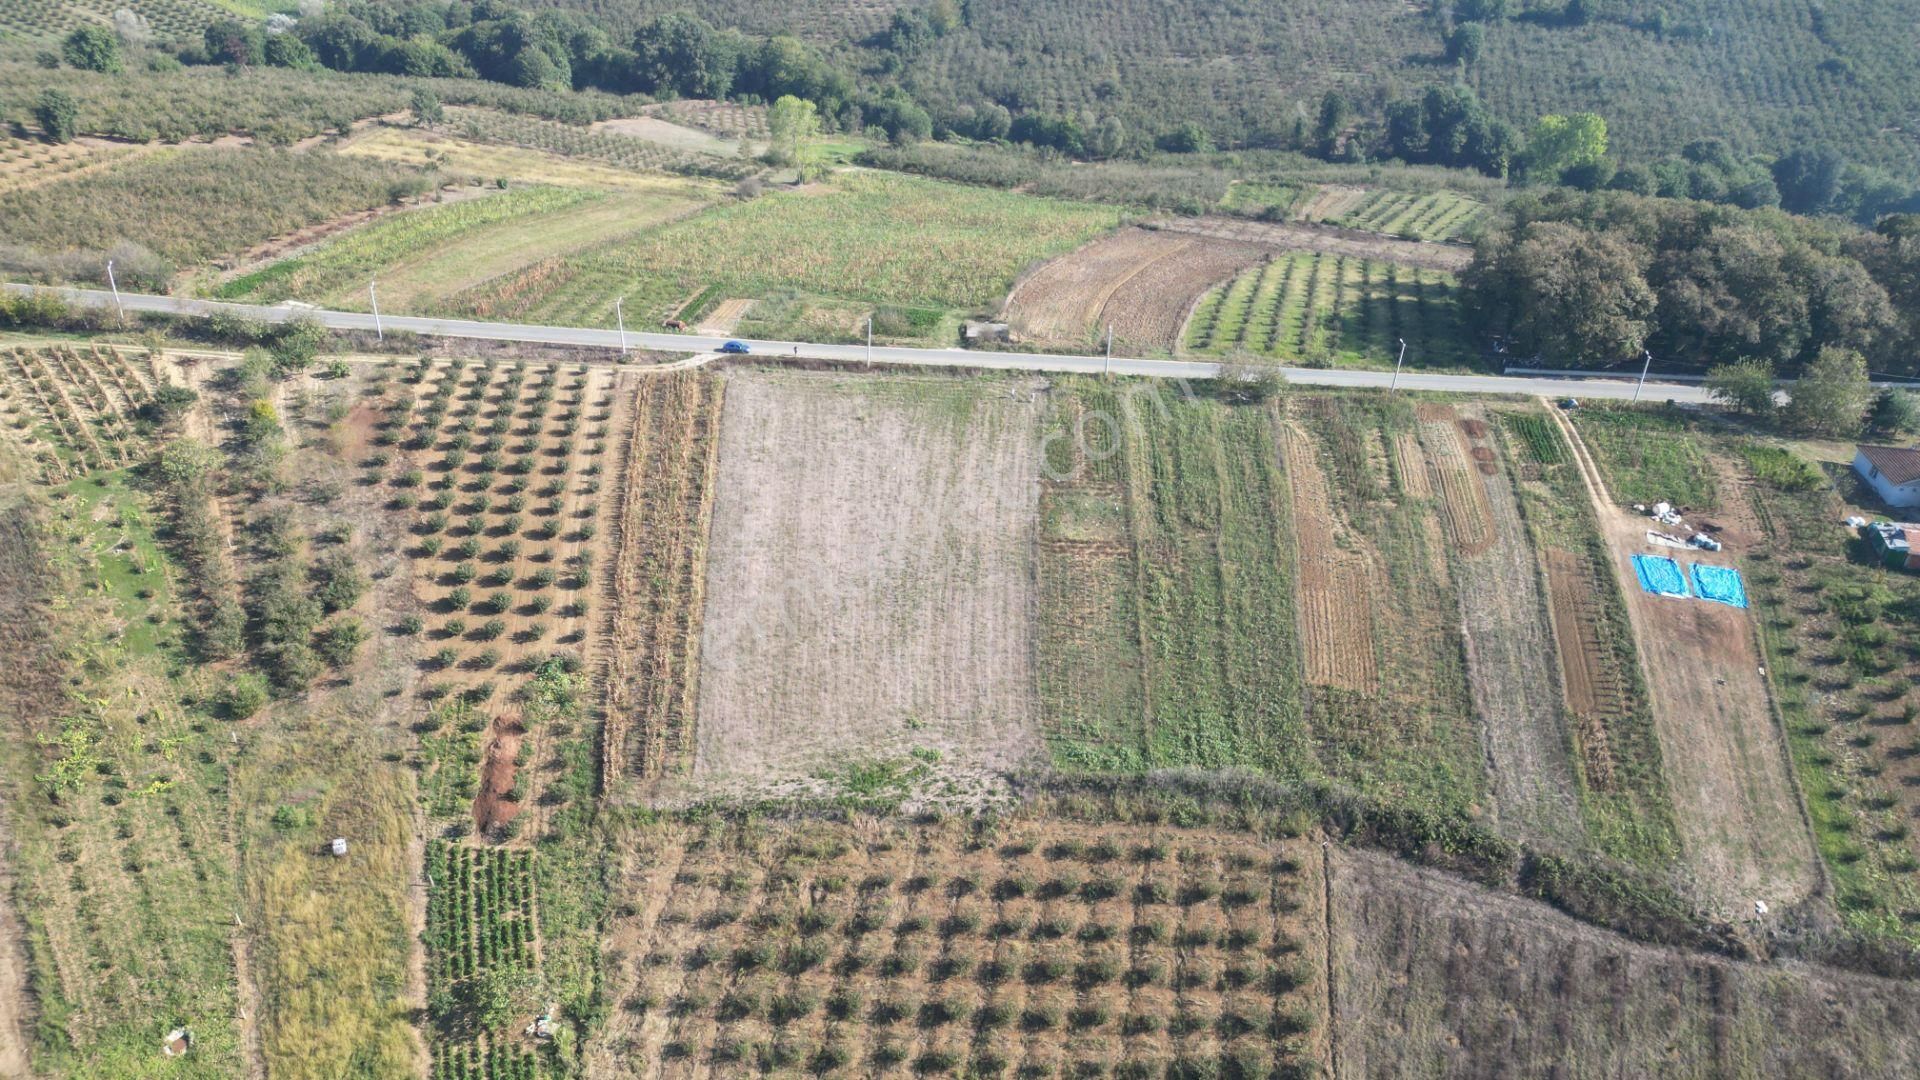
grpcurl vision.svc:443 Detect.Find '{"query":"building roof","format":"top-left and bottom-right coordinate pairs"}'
top-left (1857, 444), bottom-right (1920, 486)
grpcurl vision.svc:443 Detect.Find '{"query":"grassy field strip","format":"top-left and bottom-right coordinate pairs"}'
top-left (372, 188), bottom-right (710, 315)
top-left (217, 186), bottom-right (587, 304)
top-left (1296, 396), bottom-right (1484, 814)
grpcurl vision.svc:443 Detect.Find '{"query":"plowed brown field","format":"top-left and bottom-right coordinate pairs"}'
top-left (1282, 424), bottom-right (1379, 692)
top-left (1002, 228), bottom-right (1267, 351)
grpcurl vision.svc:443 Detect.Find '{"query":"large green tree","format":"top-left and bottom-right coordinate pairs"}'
top-left (1705, 358), bottom-right (1777, 415)
top-left (61, 26), bottom-right (122, 73)
top-left (1785, 346), bottom-right (1873, 436)
top-left (34, 88), bottom-right (78, 143)
top-left (1471, 221), bottom-right (1655, 362)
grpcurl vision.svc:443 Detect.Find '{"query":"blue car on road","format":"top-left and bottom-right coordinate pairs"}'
top-left (718, 340), bottom-right (750, 354)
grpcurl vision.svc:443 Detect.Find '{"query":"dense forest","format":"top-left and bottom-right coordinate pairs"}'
top-left (1464, 194), bottom-right (1920, 375)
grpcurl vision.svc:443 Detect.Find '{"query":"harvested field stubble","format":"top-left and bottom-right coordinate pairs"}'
top-left (1281, 423), bottom-right (1379, 692)
top-left (1445, 408), bottom-right (1583, 848)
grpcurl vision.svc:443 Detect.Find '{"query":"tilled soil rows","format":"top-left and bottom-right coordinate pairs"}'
top-left (1003, 229), bottom-right (1267, 352)
top-left (1281, 424), bottom-right (1379, 692)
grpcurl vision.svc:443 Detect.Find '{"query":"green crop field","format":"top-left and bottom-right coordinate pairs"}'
top-left (215, 181), bottom-right (711, 314)
top-left (1329, 190), bottom-right (1485, 242)
top-left (1037, 380), bottom-right (1305, 775)
top-left (1569, 404), bottom-right (1719, 509)
top-left (447, 171), bottom-right (1123, 332)
top-left (1182, 252), bottom-right (1476, 370)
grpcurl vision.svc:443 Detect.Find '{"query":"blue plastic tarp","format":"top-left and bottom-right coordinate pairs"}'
top-left (1690, 563), bottom-right (1749, 608)
top-left (1632, 554), bottom-right (1690, 598)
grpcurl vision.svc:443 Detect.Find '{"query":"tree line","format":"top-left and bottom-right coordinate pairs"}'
top-left (1464, 190), bottom-right (1920, 384)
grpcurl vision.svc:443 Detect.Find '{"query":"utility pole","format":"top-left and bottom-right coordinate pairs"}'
top-left (1390, 337), bottom-right (1407, 391)
top-left (615, 296), bottom-right (627, 355)
top-left (866, 315), bottom-right (873, 366)
top-left (1634, 349), bottom-right (1653, 403)
top-left (105, 259), bottom-right (123, 325)
top-left (1104, 323), bottom-right (1112, 376)
top-left (370, 278), bottom-right (383, 343)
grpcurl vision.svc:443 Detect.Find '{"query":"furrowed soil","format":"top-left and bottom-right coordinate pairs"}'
top-left (1446, 408), bottom-right (1583, 848)
top-left (1329, 847), bottom-right (1920, 1075)
top-left (1002, 228), bottom-right (1269, 352)
top-left (1280, 423), bottom-right (1379, 693)
top-left (1552, 408), bottom-right (1817, 913)
top-left (690, 373), bottom-right (1045, 803)
top-left (588, 813), bottom-right (1328, 1080)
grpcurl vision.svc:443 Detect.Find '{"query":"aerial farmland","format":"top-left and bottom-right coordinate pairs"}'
top-left (3, 0), bottom-right (1920, 1074)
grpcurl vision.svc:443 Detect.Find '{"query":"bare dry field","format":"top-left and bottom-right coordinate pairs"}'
top-left (1329, 847), bottom-right (1920, 1076)
top-left (1552, 409), bottom-right (1818, 912)
top-left (689, 373), bottom-right (1046, 800)
top-left (592, 114), bottom-right (737, 155)
top-left (1002, 228), bottom-right (1267, 352)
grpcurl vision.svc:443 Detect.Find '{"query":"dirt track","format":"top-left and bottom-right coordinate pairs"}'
top-left (689, 373), bottom-right (1046, 800)
top-left (1549, 407), bottom-right (1817, 913)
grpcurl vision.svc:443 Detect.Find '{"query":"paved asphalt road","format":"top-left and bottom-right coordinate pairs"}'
top-left (10, 283), bottom-right (1719, 403)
